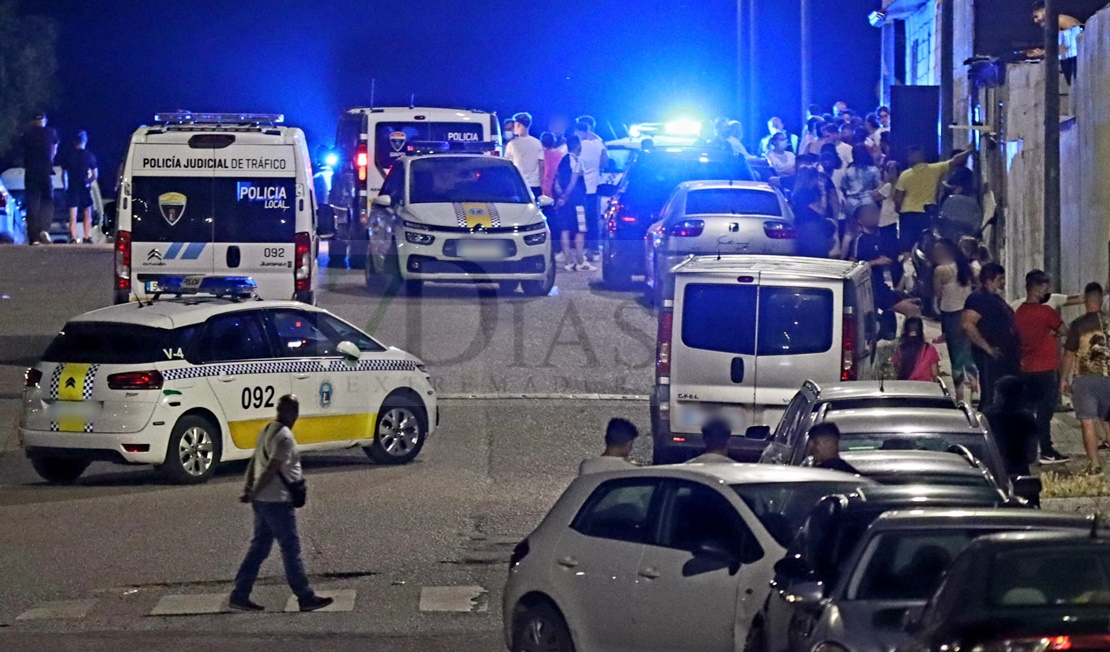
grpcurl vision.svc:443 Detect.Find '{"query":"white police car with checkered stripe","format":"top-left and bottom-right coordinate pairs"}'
top-left (20, 276), bottom-right (437, 484)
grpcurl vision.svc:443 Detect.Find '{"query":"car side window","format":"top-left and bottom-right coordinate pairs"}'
top-left (773, 394), bottom-right (809, 445)
top-left (316, 314), bottom-right (385, 352)
top-left (268, 309), bottom-right (344, 358)
top-left (660, 481), bottom-right (759, 560)
top-left (193, 312), bottom-right (272, 364)
top-left (571, 479), bottom-right (660, 544)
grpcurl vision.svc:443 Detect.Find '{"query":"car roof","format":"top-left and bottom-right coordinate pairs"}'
top-left (401, 154), bottom-right (513, 164)
top-left (807, 380), bottom-right (953, 402)
top-left (675, 180), bottom-right (776, 192)
top-left (840, 450), bottom-right (984, 476)
top-left (822, 407), bottom-right (982, 434)
top-left (65, 298), bottom-right (317, 330)
top-left (871, 508), bottom-right (1092, 531)
top-left (844, 483), bottom-right (1006, 507)
top-left (674, 254), bottom-right (865, 279)
top-left (591, 462), bottom-right (872, 486)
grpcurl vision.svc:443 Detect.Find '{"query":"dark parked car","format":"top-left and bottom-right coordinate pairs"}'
top-left (601, 147), bottom-right (753, 288)
top-left (899, 531), bottom-right (1110, 652)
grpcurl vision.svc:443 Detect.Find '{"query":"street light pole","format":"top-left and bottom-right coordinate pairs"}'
top-left (1044, 0), bottom-right (1061, 284)
top-left (800, 0), bottom-right (811, 128)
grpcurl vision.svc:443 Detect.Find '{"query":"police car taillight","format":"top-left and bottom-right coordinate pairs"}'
top-left (294, 232), bottom-right (311, 291)
top-left (107, 370), bottom-right (164, 390)
top-left (24, 368), bottom-right (42, 388)
top-left (115, 230), bottom-right (132, 291)
top-left (356, 144), bottom-right (368, 182)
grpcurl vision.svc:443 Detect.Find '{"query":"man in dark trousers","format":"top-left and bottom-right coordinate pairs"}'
top-left (60, 130), bottom-right (99, 243)
top-left (805, 423), bottom-right (860, 474)
top-left (1013, 270), bottom-right (1069, 464)
top-left (230, 395), bottom-right (333, 613)
top-left (962, 262), bottom-right (1020, 412)
top-left (19, 112), bottom-right (59, 245)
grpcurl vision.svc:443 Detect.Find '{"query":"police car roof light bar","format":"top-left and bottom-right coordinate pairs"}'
top-left (154, 112), bottom-right (285, 125)
top-left (151, 275), bottom-right (259, 301)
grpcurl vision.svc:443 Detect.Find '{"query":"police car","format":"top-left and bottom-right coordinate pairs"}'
top-left (363, 146), bottom-right (555, 295)
top-left (20, 276), bottom-right (436, 484)
top-left (115, 113), bottom-right (327, 305)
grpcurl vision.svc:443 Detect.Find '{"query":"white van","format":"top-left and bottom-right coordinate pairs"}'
top-left (115, 113), bottom-right (325, 305)
top-left (328, 107), bottom-right (502, 268)
top-left (650, 255), bottom-right (880, 463)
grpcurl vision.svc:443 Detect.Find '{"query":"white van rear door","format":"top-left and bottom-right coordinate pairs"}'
top-left (208, 145), bottom-right (298, 301)
top-left (670, 275), bottom-right (759, 435)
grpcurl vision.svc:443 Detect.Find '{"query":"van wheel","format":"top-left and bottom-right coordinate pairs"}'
top-left (30, 456), bottom-right (90, 484)
top-left (158, 415), bottom-right (221, 484)
top-left (365, 397), bottom-right (427, 464)
top-left (512, 602), bottom-right (575, 652)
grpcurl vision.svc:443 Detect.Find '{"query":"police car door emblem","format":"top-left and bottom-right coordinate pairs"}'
top-left (319, 381), bottom-right (333, 408)
top-left (158, 192), bottom-right (188, 226)
top-left (389, 131), bottom-right (407, 152)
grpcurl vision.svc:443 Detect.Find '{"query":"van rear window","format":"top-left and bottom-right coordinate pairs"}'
top-left (43, 323), bottom-right (197, 364)
top-left (374, 122), bottom-right (486, 169)
top-left (681, 284), bottom-right (833, 356)
top-left (130, 177), bottom-right (295, 243)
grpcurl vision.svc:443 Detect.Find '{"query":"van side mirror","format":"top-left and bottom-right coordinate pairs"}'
top-left (316, 204), bottom-right (336, 239)
top-left (745, 425), bottom-right (771, 440)
top-left (372, 195), bottom-right (392, 208)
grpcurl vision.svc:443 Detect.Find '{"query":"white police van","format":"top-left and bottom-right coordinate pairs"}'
top-left (328, 107), bottom-right (502, 268)
top-left (115, 113), bottom-right (328, 305)
top-left (22, 276), bottom-right (436, 484)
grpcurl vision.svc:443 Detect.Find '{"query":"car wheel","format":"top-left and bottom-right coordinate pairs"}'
top-left (512, 602), bottom-right (575, 652)
top-left (365, 397), bottom-right (427, 464)
top-left (743, 617), bottom-right (766, 652)
top-left (158, 415), bottom-right (221, 484)
top-left (30, 456), bottom-right (90, 484)
top-left (522, 255), bottom-right (556, 297)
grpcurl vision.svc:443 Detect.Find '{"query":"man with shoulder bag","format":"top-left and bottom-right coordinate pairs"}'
top-left (229, 395), bottom-right (333, 612)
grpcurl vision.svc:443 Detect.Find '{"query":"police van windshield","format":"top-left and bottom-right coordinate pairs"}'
top-left (375, 122), bottom-right (486, 170)
top-left (130, 177), bottom-right (295, 243)
top-left (409, 158), bottom-right (529, 204)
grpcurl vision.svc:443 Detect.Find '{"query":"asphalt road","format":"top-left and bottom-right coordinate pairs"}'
top-left (0, 245), bottom-right (658, 650)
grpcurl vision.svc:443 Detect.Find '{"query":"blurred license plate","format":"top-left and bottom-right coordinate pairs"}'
top-left (145, 280), bottom-right (161, 293)
top-left (48, 401), bottom-right (98, 420)
top-left (456, 240), bottom-right (504, 258)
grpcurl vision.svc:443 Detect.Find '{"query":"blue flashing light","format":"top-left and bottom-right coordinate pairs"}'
top-left (324, 151), bottom-right (339, 167)
top-left (664, 119), bottom-right (703, 137)
top-left (155, 275), bottom-right (258, 299)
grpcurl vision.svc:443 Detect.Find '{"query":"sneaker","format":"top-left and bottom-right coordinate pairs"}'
top-left (1099, 441), bottom-right (1110, 451)
top-left (563, 263), bottom-right (578, 272)
top-left (577, 262), bottom-right (597, 272)
top-left (298, 595), bottom-right (334, 612)
top-left (228, 595), bottom-right (265, 612)
top-left (38, 231), bottom-right (52, 244)
top-left (1039, 450), bottom-right (1069, 464)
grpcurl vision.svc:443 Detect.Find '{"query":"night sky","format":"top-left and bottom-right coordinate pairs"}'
top-left (27, 0), bottom-right (879, 181)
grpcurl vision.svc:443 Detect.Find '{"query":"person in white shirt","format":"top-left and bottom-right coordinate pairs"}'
top-left (726, 121), bottom-right (750, 156)
top-left (578, 418), bottom-right (639, 475)
top-left (766, 132), bottom-right (796, 176)
top-left (574, 117), bottom-right (609, 260)
top-left (504, 112), bottom-right (544, 196)
top-left (685, 418), bottom-right (735, 464)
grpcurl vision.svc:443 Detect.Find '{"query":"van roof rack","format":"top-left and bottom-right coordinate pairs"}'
top-left (154, 112), bottom-right (284, 125)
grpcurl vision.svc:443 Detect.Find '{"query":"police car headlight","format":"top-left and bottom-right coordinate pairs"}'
top-left (403, 220), bottom-right (431, 231)
top-left (523, 232), bottom-right (547, 246)
top-left (405, 231), bottom-right (436, 245)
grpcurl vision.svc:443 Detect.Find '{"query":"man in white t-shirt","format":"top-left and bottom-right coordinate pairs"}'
top-left (578, 418), bottom-right (639, 475)
top-left (504, 112), bottom-right (544, 197)
top-left (574, 117), bottom-right (609, 260)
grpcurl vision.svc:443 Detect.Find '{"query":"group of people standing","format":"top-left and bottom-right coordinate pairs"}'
top-left (17, 111), bottom-right (100, 245)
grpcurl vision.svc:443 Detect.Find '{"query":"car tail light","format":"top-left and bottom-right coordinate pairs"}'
top-left (980, 636), bottom-right (1110, 652)
top-left (356, 144), bottom-right (368, 182)
top-left (841, 311), bottom-right (857, 381)
top-left (107, 370), bottom-right (164, 390)
top-left (115, 230), bottom-right (131, 291)
top-left (669, 220), bottom-right (704, 237)
top-left (657, 309), bottom-right (674, 377)
top-left (294, 232), bottom-right (311, 291)
top-left (509, 538), bottom-right (530, 570)
top-left (25, 368), bottom-right (42, 388)
top-left (763, 222), bottom-right (798, 239)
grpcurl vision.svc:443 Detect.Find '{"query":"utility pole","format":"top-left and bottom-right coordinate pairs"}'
top-left (1044, 0), bottom-right (1061, 284)
top-left (800, 0), bottom-right (811, 128)
top-left (940, 0), bottom-right (954, 156)
top-left (748, 0), bottom-right (758, 145)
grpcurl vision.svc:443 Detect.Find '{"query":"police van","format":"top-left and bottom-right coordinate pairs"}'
top-left (328, 107), bottom-right (502, 268)
top-left (115, 113), bottom-right (326, 305)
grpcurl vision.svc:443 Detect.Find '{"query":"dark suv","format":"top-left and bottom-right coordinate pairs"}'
top-left (602, 148), bottom-right (753, 288)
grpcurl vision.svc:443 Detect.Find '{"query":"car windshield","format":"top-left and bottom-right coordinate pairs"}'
top-left (684, 188), bottom-right (782, 217)
top-left (852, 531), bottom-right (980, 600)
top-left (841, 433), bottom-right (986, 462)
top-left (43, 322), bottom-right (198, 364)
top-left (990, 547), bottom-right (1110, 607)
top-left (622, 154), bottom-right (754, 214)
top-left (732, 481), bottom-right (866, 547)
top-left (409, 157), bottom-right (530, 204)
top-left (867, 472), bottom-right (992, 489)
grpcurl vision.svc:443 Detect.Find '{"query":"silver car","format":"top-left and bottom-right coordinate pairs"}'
top-left (644, 180), bottom-right (796, 305)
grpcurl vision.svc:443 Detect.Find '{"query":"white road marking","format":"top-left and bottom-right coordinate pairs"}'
top-left (149, 593), bottom-right (229, 616)
top-left (16, 599), bottom-right (97, 620)
top-left (418, 585), bottom-right (488, 613)
top-left (283, 589), bottom-right (356, 613)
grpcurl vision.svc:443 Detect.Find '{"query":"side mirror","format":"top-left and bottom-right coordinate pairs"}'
top-left (745, 425), bottom-right (771, 440)
top-left (902, 605), bottom-right (925, 634)
top-left (101, 199), bottom-right (118, 235)
top-left (774, 555), bottom-right (812, 581)
top-left (536, 195), bottom-right (555, 208)
top-left (317, 204), bottom-right (336, 239)
top-left (785, 580), bottom-right (824, 606)
top-left (372, 195), bottom-right (393, 208)
top-left (1012, 475), bottom-right (1043, 507)
top-left (336, 341), bottom-right (360, 361)
top-left (597, 183), bottom-right (618, 197)
top-left (695, 540), bottom-right (737, 564)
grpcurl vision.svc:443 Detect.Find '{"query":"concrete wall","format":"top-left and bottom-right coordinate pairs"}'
top-left (1000, 63), bottom-right (1046, 298)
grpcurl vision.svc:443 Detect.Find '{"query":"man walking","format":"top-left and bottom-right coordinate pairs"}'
top-left (1014, 270), bottom-right (1069, 463)
top-left (804, 423), bottom-right (860, 474)
top-left (504, 112), bottom-right (544, 198)
top-left (686, 418), bottom-right (734, 464)
top-left (60, 131), bottom-right (98, 243)
top-left (230, 395), bottom-right (333, 612)
top-left (19, 112), bottom-right (59, 245)
top-left (1060, 282), bottom-right (1110, 474)
top-left (574, 117), bottom-right (608, 261)
top-left (962, 263), bottom-right (1021, 413)
top-left (893, 145), bottom-right (974, 253)
top-left (578, 418), bottom-right (638, 475)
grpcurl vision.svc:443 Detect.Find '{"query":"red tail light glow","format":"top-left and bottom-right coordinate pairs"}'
top-left (669, 220), bottom-right (705, 237)
top-left (841, 312), bottom-right (857, 381)
top-left (356, 144), bottom-right (368, 182)
top-left (657, 309), bottom-right (674, 376)
top-left (763, 222), bottom-right (798, 239)
top-left (294, 232), bottom-right (311, 292)
top-left (115, 230), bottom-right (132, 291)
top-left (25, 368), bottom-right (42, 388)
top-left (107, 370), bottom-right (164, 390)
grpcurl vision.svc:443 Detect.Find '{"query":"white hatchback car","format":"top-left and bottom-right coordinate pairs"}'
top-left (503, 464), bottom-right (871, 652)
top-left (20, 276), bottom-right (436, 484)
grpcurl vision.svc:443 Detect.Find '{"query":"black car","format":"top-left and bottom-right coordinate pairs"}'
top-left (602, 147), bottom-right (753, 289)
top-left (754, 484), bottom-right (1022, 652)
top-left (900, 531), bottom-right (1110, 652)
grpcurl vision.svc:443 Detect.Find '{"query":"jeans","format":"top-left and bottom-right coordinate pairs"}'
top-left (1022, 370), bottom-right (1059, 454)
top-left (584, 193), bottom-right (600, 253)
top-left (898, 211), bottom-right (929, 253)
top-left (232, 501), bottom-right (313, 601)
top-left (941, 310), bottom-right (977, 386)
top-left (24, 177), bottom-right (54, 239)
top-left (973, 348), bottom-right (1019, 413)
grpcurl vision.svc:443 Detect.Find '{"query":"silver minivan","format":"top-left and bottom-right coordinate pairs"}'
top-left (650, 255), bottom-right (880, 463)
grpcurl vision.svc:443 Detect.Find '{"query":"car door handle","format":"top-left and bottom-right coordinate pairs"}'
top-left (638, 567), bottom-right (661, 579)
top-left (556, 557), bottom-right (579, 568)
top-left (294, 373), bottom-right (311, 379)
top-left (217, 375), bottom-right (237, 382)
top-left (730, 357), bottom-right (745, 383)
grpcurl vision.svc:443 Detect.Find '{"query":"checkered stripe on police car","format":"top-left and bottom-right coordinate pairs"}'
top-left (162, 359), bottom-right (416, 381)
top-left (49, 421), bottom-right (59, 432)
top-left (83, 423), bottom-right (95, 433)
top-left (452, 203), bottom-right (468, 227)
top-left (81, 365), bottom-right (100, 400)
top-left (487, 203), bottom-right (501, 228)
top-left (49, 366), bottom-right (63, 400)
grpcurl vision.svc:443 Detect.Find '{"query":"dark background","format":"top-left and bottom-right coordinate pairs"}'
top-left (26, 0), bottom-right (881, 186)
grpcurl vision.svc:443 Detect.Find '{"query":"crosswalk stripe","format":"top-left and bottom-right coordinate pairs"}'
top-left (149, 593), bottom-right (228, 616)
top-left (418, 586), bottom-right (488, 613)
top-left (283, 589), bottom-right (356, 613)
top-left (16, 599), bottom-right (97, 621)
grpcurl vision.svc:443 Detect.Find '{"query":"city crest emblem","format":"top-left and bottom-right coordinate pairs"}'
top-left (389, 131), bottom-right (407, 152)
top-left (318, 381), bottom-right (333, 409)
top-left (158, 192), bottom-right (188, 226)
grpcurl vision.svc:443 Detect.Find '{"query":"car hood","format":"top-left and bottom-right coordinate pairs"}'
top-left (822, 600), bottom-right (923, 652)
top-left (400, 202), bottom-right (542, 229)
